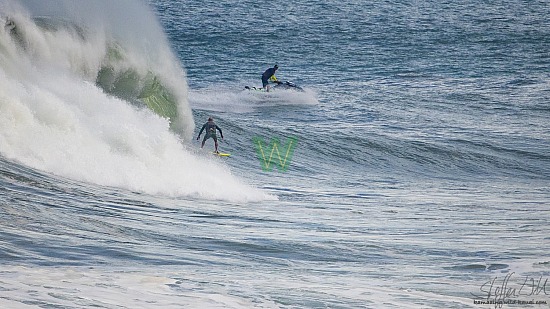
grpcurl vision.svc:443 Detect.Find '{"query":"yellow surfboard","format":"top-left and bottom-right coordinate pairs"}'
top-left (213, 152), bottom-right (231, 157)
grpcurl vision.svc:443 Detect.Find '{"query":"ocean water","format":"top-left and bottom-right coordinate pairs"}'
top-left (0, 0), bottom-right (549, 308)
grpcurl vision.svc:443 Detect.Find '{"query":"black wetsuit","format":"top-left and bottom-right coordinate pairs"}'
top-left (198, 121), bottom-right (223, 142)
top-left (262, 67), bottom-right (277, 87)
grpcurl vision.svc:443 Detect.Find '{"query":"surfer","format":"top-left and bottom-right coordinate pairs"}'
top-left (262, 64), bottom-right (279, 92)
top-left (196, 117), bottom-right (224, 153)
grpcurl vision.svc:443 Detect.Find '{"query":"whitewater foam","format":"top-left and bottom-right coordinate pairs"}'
top-left (189, 82), bottom-right (318, 113)
top-left (0, 1), bottom-right (275, 202)
top-left (2, 0), bottom-right (193, 136)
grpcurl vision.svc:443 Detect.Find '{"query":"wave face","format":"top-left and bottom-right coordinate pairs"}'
top-left (1, 0), bottom-right (192, 133)
top-left (0, 0), bottom-right (273, 202)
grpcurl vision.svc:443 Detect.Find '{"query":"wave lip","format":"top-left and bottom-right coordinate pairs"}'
top-left (1, 0), bottom-right (193, 137)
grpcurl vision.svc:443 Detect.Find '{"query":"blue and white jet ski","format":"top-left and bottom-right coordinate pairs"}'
top-left (245, 81), bottom-right (304, 92)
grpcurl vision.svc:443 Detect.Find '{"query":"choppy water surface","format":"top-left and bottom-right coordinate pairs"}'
top-left (0, 0), bottom-right (549, 308)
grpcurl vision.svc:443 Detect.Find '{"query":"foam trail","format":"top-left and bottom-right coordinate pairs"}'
top-left (0, 1), bottom-right (275, 202)
top-left (190, 82), bottom-right (318, 113)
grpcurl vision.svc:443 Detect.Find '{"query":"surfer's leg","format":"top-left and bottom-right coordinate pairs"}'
top-left (201, 135), bottom-right (209, 148)
top-left (213, 135), bottom-right (219, 153)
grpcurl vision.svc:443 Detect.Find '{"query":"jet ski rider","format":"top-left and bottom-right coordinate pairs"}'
top-left (262, 64), bottom-right (279, 92)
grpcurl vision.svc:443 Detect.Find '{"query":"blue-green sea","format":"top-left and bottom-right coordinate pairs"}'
top-left (0, 0), bottom-right (549, 308)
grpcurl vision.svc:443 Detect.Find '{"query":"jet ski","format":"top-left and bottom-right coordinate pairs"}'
top-left (273, 80), bottom-right (304, 91)
top-left (245, 81), bottom-right (304, 92)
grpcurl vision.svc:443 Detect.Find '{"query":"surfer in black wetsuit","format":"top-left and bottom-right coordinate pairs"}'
top-left (196, 117), bottom-right (224, 153)
top-left (262, 64), bottom-right (279, 92)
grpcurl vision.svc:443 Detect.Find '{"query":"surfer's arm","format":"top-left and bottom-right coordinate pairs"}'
top-left (269, 75), bottom-right (278, 82)
top-left (196, 124), bottom-right (206, 139)
top-left (216, 126), bottom-right (224, 139)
